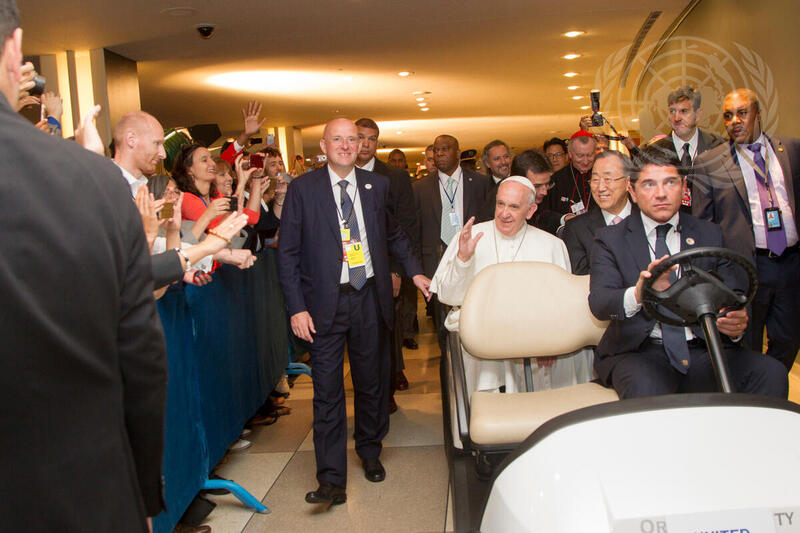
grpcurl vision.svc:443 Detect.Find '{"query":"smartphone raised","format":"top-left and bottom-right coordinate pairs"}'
top-left (159, 202), bottom-right (174, 220)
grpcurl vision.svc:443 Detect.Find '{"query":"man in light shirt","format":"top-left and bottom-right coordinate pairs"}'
top-left (112, 111), bottom-right (166, 196)
top-left (589, 146), bottom-right (786, 399)
top-left (694, 88), bottom-right (800, 372)
top-left (562, 150), bottom-right (633, 275)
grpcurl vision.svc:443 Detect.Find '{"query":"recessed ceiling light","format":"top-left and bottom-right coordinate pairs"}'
top-left (415, 97), bottom-right (425, 102)
top-left (161, 6), bottom-right (197, 16)
top-left (564, 31), bottom-right (585, 38)
top-left (397, 71), bottom-right (412, 77)
top-left (421, 107), bottom-right (430, 111)
top-left (563, 53), bottom-right (581, 60)
top-left (396, 131), bottom-right (403, 134)
top-left (631, 118), bottom-right (639, 122)
top-left (564, 72), bottom-right (578, 77)
top-left (580, 105), bottom-right (590, 110)
top-left (417, 102), bottom-right (427, 107)
top-left (412, 90), bottom-right (431, 95)
top-left (572, 95), bottom-right (584, 100)
top-left (567, 85), bottom-right (580, 90)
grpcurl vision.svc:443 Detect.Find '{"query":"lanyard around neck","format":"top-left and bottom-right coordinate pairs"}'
top-left (439, 174), bottom-right (460, 208)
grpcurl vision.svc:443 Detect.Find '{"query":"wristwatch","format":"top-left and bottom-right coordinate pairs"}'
top-left (174, 248), bottom-right (191, 272)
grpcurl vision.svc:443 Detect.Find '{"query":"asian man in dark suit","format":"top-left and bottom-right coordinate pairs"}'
top-left (693, 88), bottom-right (800, 372)
top-left (413, 134), bottom-right (491, 355)
top-left (0, 3), bottom-right (167, 528)
top-left (354, 117), bottom-right (420, 411)
top-left (278, 118), bottom-right (430, 505)
top-left (562, 150), bottom-right (633, 274)
top-left (588, 147), bottom-right (786, 399)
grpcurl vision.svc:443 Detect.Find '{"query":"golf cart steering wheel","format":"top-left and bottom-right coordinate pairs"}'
top-left (641, 246), bottom-right (758, 327)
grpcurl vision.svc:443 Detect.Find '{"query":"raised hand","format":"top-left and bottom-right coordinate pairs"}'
top-left (234, 153), bottom-right (259, 192)
top-left (40, 91), bottom-right (63, 123)
top-left (242, 101), bottom-right (265, 137)
top-left (456, 216), bottom-right (484, 263)
top-left (74, 105), bottom-right (104, 155)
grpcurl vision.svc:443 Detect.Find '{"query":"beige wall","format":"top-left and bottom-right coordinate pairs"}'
top-left (636, 0), bottom-right (798, 141)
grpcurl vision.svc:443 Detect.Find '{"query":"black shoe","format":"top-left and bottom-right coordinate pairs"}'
top-left (395, 371), bottom-right (409, 391)
top-left (402, 338), bottom-right (418, 350)
top-left (361, 457), bottom-right (386, 482)
top-left (305, 482), bottom-right (346, 504)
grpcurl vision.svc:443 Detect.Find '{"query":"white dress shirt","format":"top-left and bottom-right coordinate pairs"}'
top-left (329, 166), bottom-right (374, 283)
top-left (600, 200), bottom-right (632, 226)
top-left (113, 161), bottom-right (148, 198)
top-left (438, 166), bottom-right (465, 233)
top-left (671, 129), bottom-right (699, 162)
top-left (736, 133), bottom-right (799, 248)
top-left (355, 157), bottom-right (376, 172)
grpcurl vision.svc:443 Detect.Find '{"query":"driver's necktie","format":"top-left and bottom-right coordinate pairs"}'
top-left (654, 223), bottom-right (691, 373)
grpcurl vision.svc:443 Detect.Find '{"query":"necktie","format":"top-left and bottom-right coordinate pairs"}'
top-left (338, 180), bottom-right (367, 290)
top-left (611, 215), bottom-right (623, 225)
top-left (681, 142), bottom-right (692, 169)
top-left (440, 177), bottom-right (458, 245)
top-left (748, 142), bottom-right (787, 256)
top-left (654, 223), bottom-right (691, 373)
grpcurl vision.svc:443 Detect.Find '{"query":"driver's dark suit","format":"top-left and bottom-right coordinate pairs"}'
top-left (588, 210), bottom-right (787, 399)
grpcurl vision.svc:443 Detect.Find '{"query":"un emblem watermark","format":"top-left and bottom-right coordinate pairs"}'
top-left (593, 36), bottom-right (778, 143)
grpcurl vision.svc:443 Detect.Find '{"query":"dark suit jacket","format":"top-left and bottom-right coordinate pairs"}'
top-left (413, 168), bottom-right (491, 277)
top-left (278, 165), bottom-right (423, 334)
top-left (648, 128), bottom-right (724, 161)
top-left (692, 136), bottom-right (800, 259)
top-left (372, 158), bottom-right (419, 274)
top-left (562, 207), bottom-right (608, 275)
top-left (548, 163), bottom-right (592, 216)
top-left (588, 211), bottom-right (741, 383)
top-left (646, 129), bottom-right (724, 212)
top-left (0, 96), bottom-right (166, 529)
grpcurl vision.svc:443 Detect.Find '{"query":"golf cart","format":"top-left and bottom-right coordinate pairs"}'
top-left (445, 247), bottom-right (800, 532)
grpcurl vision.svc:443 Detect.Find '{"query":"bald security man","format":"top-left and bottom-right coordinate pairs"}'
top-left (278, 118), bottom-right (430, 504)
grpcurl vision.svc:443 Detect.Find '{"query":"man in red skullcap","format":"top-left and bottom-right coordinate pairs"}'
top-left (546, 130), bottom-right (597, 226)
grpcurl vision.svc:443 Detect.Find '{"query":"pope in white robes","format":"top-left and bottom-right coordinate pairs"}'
top-left (431, 177), bottom-right (594, 399)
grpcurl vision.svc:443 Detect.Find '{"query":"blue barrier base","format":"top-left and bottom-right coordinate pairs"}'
top-left (286, 362), bottom-right (312, 377)
top-left (202, 479), bottom-right (270, 514)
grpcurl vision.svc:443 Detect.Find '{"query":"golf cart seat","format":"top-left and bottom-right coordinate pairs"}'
top-left (451, 262), bottom-right (619, 450)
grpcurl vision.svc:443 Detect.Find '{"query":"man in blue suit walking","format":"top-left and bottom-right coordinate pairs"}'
top-left (278, 118), bottom-right (430, 504)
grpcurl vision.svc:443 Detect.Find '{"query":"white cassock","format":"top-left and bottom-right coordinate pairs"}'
top-left (431, 220), bottom-right (594, 397)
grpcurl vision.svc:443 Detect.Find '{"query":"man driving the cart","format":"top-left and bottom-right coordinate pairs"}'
top-left (588, 147), bottom-right (787, 399)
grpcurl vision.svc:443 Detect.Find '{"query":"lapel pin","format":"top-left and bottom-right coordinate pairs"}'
top-left (779, 147), bottom-right (784, 152)
top-left (365, 183), bottom-right (372, 190)
top-left (686, 237), bottom-right (695, 246)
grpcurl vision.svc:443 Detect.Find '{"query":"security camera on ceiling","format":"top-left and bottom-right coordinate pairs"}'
top-left (196, 24), bottom-right (216, 39)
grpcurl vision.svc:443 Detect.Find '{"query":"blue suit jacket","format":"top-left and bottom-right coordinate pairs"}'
top-left (588, 211), bottom-right (743, 383)
top-left (278, 165), bottom-right (423, 334)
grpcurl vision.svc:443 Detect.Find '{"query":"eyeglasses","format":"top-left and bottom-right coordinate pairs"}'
top-left (589, 176), bottom-right (627, 187)
top-left (546, 152), bottom-right (566, 160)
top-left (533, 181), bottom-right (555, 191)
